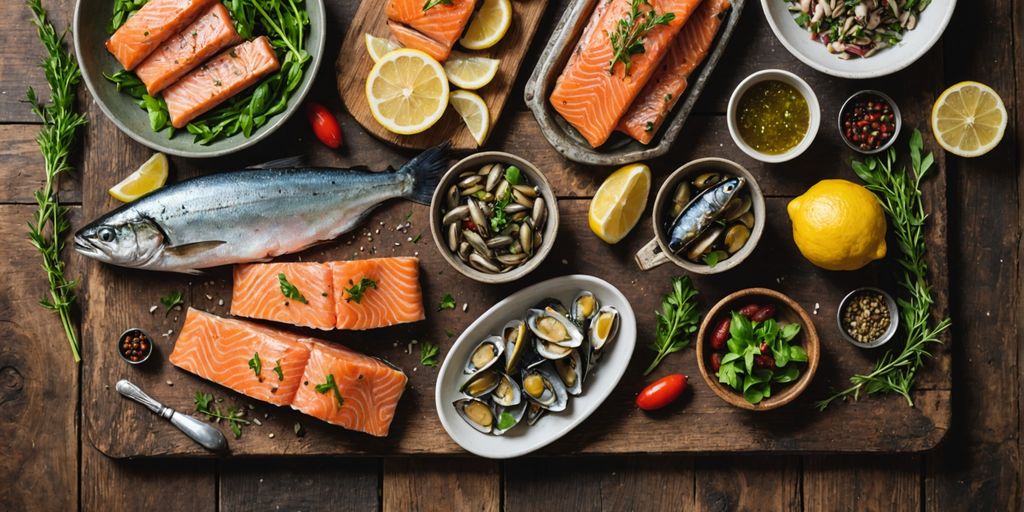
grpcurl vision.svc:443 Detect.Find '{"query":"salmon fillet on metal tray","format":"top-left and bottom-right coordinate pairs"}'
top-left (134, 2), bottom-right (242, 95)
top-left (169, 308), bottom-right (312, 406)
top-left (163, 35), bottom-right (280, 128)
top-left (106, 0), bottom-right (217, 70)
top-left (385, 0), bottom-right (477, 61)
top-left (549, 0), bottom-right (703, 148)
top-left (617, 0), bottom-right (731, 144)
top-left (231, 262), bottom-right (337, 330)
top-left (290, 340), bottom-right (408, 437)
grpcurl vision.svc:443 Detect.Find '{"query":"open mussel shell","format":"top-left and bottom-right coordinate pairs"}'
top-left (532, 298), bottom-right (569, 317)
top-left (589, 306), bottom-right (620, 353)
top-left (493, 400), bottom-right (528, 436)
top-left (454, 398), bottom-right (496, 434)
top-left (464, 335), bottom-right (504, 375)
top-left (502, 319), bottom-right (529, 374)
top-left (553, 349), bottom-right (584, 396)
top-left (521, 363), bottom-right (568, 412)
top-left (534, 335), bottom-right (574, 360)
top-left (460, 370), bottom-right (501, 397)
top-left (526, 308), bottom-right (583, 348)
top-left (526, 401), bottom-right (546, 426)
top-left (685, 225), bottom-right (724, 262)
top-left (570, 290), bottom-right (600, 326)
top-left (491, 372), bottom-right (522, 407)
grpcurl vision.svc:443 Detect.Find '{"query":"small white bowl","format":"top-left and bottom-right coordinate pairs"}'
top-left (726, 69), bottom-right (820, 164)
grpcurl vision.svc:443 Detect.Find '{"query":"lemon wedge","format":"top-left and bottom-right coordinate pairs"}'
top-left (364, 33), bottom-right (401, 63)
top-left (366, 49), bottom-right (449, 135)
top-left (109, 153), bottom-right (169, 202)
top-left (931, 81), bottom-right (1007, 157)
top-left (449, 90), bottom-right (491, 146)
top-left (460, 0), bottom-right (512, 50)
top-left (444, 52), bottom-right (500, 90)
top-left (588, 163), bottom-right (652, 244)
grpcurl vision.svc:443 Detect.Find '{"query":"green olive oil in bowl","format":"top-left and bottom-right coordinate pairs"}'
top-left (726, 69), bottom-right (820, 163)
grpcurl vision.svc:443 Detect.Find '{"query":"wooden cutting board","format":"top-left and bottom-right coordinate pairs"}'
top-left (336, 0), bottom-right (550, 150)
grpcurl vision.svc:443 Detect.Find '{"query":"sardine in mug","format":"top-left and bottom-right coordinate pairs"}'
top-left (634, 158), bottom-right (766, 275)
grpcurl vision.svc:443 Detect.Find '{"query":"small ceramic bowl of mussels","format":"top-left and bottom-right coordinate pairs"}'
top-left (435, 275), bottom-right (636, 458)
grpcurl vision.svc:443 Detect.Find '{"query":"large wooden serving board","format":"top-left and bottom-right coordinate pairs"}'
top-left (336, 0), bottom-right (550, 150)
top-left (82, 3), bottom-right (951, 458)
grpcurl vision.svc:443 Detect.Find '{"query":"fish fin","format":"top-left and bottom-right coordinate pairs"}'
top-left (247, 155), bottom-right (304, 169)
top-left (164, 240), bottom-right (227, 258)
top-left (400, 142), bottom-right (450, 205)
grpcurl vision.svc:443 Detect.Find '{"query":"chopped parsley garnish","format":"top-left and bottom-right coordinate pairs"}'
top-left (438, 293), bottom-right (456, 310)
top-left (411, 233), bottom-right (422, 243)
top-left (344, 277), bottom-right (378, 304)
top-left (422, 0), bottom-right (452, 11)
top-left (278, 273), bottom-right (308, 304)
top-left (160, 290), bottom-right (184, 315)
top-left (420, 342), bottom-right (440, 367)
top-left (315, 374), bottom-right (344, 408)
top-left (248, 352), bottom-right (262, 378)
top-left (194, 391), bottom-right (249, 439)
top-left (273, 360), bottom-right (284, 381)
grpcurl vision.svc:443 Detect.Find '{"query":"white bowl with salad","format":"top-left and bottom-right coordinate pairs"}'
top-left (761, 0), bottom-right (956, 79)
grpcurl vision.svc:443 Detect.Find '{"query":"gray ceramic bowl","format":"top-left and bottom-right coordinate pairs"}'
top-left (73, 0), bottom-right (325, 158)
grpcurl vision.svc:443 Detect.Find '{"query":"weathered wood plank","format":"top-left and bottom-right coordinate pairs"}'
top-left (694, 456), bottom-right (800, 512)
top-left (383, 458), bottom-right (498, 512)
top-left (81, 445), bottom-right (216, 512)
top-left (505, 456), bottom-right (694, 511)
top-left (0, 124), bottom-right (82, 204)
top-left (803, 455), bottom-right (921, 511)
top-left (220, 458), bottom-right (380, 512)
top-left (0, 0), bottom-right (74, 123)
top-left (0, 205), bottom-right (79, 511)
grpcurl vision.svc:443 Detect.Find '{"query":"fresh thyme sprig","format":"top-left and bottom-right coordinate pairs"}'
top-left (644, 276), bottom-right (700, 375)
top-left (194, 392), bottom-right (250, 439)
top-left (817, 129), bottom-right (951, 410)
top-left (26, 0), bottom-right (88, 363)
top-left (608, 0), bottom-right (676, 76)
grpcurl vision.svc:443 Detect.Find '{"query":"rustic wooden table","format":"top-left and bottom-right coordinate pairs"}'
top-left (1, 0), bottom-right (1020, 510)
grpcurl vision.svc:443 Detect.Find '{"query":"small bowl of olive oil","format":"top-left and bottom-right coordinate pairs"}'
top-left (727, 69), bottom-right (820, 163)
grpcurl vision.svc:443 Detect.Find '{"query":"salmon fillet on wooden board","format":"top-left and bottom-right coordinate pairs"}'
top-left (385, 0), bottom-right (477, 61)
top-left (163, 36), bottom-right (280, 128)
top-left (231, 262), bottom-right (337, 330)
top-left (106, 0), bottom-right (218, 71)
top-left (617, 0), bottom-right (730, 144)
top-left (134, 2), bottom-right (242, 95)
top-left (290, 340), bottom-right (408, 437)
top-left (331, 257), bottom-right (425, 330)
top-left (549, 0), bottom-right (702, 148)
top-left (169, 308), bottom-right (312, 406)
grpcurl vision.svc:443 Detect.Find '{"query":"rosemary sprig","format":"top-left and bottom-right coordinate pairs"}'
top-left (644, 276), bottom-right (700, 375)
top-left (817, 129), bottom-right (951, 410)
top-left (608, 0), bottom-right (676, 76)
top-left (26, 0), bottom-right (88, 363)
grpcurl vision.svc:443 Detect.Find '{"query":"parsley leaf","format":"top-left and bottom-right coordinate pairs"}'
top-left (344, 277), bottom-right (378, 304)
top-left (278, 273), bottom-right (308, 304)
top-left (608, 0), bottom-right (676, 76)
top-left (643, 276), bottom-right (700, 375)
top-left (193, 391), bottom-right (249, 438)
top-left (411, 233), bottom-right (422, 244)
top-left (160, 290), bottom-right (184, 315)
top-left (438, 293), bottom-right (456, 311)
top-left (273, 359), bottom-right (284, 381)
top-left (248, 352), bottom-right (262, 378)
top-left (422, 0), bottom-right (452, 11)
top-left (420, 342), bottom-right (440, 367)
top-left (315, 374), bottom-right (344, 408)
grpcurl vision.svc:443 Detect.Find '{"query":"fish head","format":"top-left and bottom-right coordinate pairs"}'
top-left (74, 215), bottom-right (165, 268)
top-left (708, 177), bottom-right (745, 208)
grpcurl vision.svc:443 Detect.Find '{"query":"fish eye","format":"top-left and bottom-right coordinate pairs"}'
top-left (725, 184), bottom-right (736, 193)
top-left (98, 227), bottom-right (115, 243)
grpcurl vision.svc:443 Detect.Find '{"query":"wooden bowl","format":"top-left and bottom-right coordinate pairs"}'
top-left (429, 152), bottom-right (559, 284)
top-left (695, 288), bottom-right (820, 411)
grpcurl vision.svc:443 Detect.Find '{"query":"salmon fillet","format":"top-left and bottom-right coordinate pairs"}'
top-left (106, 0), bottom-right (217, 71)
top-left (134, 3), bottom-right (242, 95)
top-left (331, 257), bottom-right (425, 330)
top-left (549, 0), bottom-right (703, 148)
top-left (163, 36), bottom-right (280, 128)
top-left (290, 340), bottom-right (408, 437)
top-left (385, 0), bottom-right (477, 61)
top-left (170, 308), bottom-right (312, 406)
top-left (231, 262), bottom-right (337, 330)
top-left (617, 0), bottom-right (730, 144)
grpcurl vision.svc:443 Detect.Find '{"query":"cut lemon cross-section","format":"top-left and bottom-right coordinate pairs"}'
top-left (109, 152), bottom-right (169, 202)
top-left (589, 163), bottom-right (652, 244)
top-left (931, 81), bottom-right (1007, 158)
top-left (460, 0), bottom-right (512, 50)
top-left (366, 49), bottom-right (450, 135)
top-left (444, 52), bottom-right (500, 90)
top-left (449, 90), bottom-right (491, 146)
top-left (364, 33), bottom-right (401, 63)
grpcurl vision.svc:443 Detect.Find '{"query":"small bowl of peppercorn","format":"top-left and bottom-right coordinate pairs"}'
top-left (839, 90), bottom-right (902, 155)
top-left (118, 328), bottom-right (153, 364)
top-left (837, 287), bottom-right (899, 349)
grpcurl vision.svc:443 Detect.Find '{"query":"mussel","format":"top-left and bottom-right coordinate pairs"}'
top-left (724, 224), bottom-right (751, 254)
top-left (533, 298), bottom-right (570, 317)
top-left (521, 363), bottom-right (568, 412)
top-left (535, 336), bottom-right (573, 360)
top-left (464, 336), bottom-right (504, 374)
top-left (526, 401), bottom-right (546, 426)
top-left (527, 308), bottom-right (583, 348)
top-left (502, 319), bottom-right (529, 373)
top-left (493, 400), bottom-right (527, 435)
top-left (490, 373), bottom-right (522, 407)
top-left (553, 349), bottom-right (584, 396)
top-left (685, 225), bottom-right (724, 262)
top-left (460, 370), bottom-right (501, 397)
top-left (454, 398), bottom-right (495, 434)
top-left (589, 306), bottom-right (620, 353)
top-left (570, 290), bottom-right (600, 325)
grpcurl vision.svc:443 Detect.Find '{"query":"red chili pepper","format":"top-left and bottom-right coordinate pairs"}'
top-left (305, 101), bottom-right (343, 149)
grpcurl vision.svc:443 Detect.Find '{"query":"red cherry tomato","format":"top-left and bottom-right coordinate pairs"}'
top-left (305, 101), bottom-right (343, 149)
top-left (635, 374), bottom-right (687, 411)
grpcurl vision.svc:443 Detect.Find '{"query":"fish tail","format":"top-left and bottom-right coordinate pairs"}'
top-left (401, 143), bottom-right (450, 205)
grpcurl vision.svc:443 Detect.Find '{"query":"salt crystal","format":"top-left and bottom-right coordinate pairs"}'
top-left (205, 294), bottom-right (213, 300)
top-left (149, 305), bottom-right (158, 314)
top-left (268, 433), bottom-right (275, 439)
top-left (253, 418), bottom-right (263, 426)
top-left (462, 303), bottom-right (468, 312)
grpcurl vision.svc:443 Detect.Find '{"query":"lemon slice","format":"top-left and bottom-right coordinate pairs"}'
top-left (588, 163), bottom-right (652, 244)
top-left (460, 0), bottom-right (512, 51)
top-left (366, 49), bottom-right (450, 135)
top-left (109, 153), bottom-right (169, 202)
top-left (444, 52), bottom-right (500, 90)
top-left (931, 81), bottom-right (1007, 157)
top-left (364, 33), bottom-right (401, 63)
top-left (449, 90), bottom-right (491, 146)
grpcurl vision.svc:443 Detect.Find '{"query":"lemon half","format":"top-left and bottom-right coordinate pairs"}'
top-left (588, 163), bottom-right (651, 244)
top-left (366, 49), bottom-right (449, 135)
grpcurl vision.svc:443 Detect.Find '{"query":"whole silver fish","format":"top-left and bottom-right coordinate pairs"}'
top-left (74, 145), bottom-right (448, 273)
top-left (667, 176), bottom-right (744, 253)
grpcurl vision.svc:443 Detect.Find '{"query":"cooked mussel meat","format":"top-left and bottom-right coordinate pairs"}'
top-left (570, 290), bottom-right (600, 325)
top-left (589, 306), bottom-right (620, 353)
top-left (527, 308), bottom-right (583, 347)
top-left (464, 336), bottom-right (504, 374)
top-left (454, 398), bottom-right (495, 434)
top-left (521, 363), bottom-right (568, 412)
top-left (460, 370), bottom-right (501, 397)
top-left (490, 373), bottom-right (522, 407)
top-left (553, 349), bottom-right (583, 396)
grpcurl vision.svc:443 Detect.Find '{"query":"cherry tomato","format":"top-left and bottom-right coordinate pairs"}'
top-left (305, 101), bottom-right (343, 149)
top-left (635, 374), bottom-right (687, 411)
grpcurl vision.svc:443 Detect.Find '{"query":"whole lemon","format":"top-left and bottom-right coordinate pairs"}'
top-left (787, 179), bottom-right (887, 271)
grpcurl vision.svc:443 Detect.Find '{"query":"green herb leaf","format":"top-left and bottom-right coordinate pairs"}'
top-left (160, 291), bottom-right (184, 314)
top-left (315, 374), bottom-right (344, 409)
top-left (248, 352), bottom-right (262, 378)
top-left (194, 391), bottom-right (250, 437)
top-left (412, 233), bottom-right (422, 243)
top-left (703, 250), bottom-right (727, 268)
top-left (504, 166), bottom-right (522, 185)
top-left (789, 345), bottom-right (808, 363)
top-left (728, 312), bottom-right (753, 343)
top-left (420, 342), bottom-right (440, 367)
top-left (278, 273), bottom-right (309, 304)
top-left (422, 0), bottom-right (453, 11)
top-left (643, 276), bottom-right (700, 375)
top-left (438, 293), bottom-right (457, 311)
top-left (194, 391), bottom-right (214, 413)
top-left (497, 411), bottom-right (516, 430)
top-left (743, 384), bottom-right (766, 404)
top-left (607, 0), bottom-right (676, 76)
top-left (773, 365), bottom-right (800, 384)
top-left (273, 359), bottom-right (284, 381)
top-left (780, 322), bottom-right (801, 342)
top-left (344, 277), bottom-right (378, 304)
